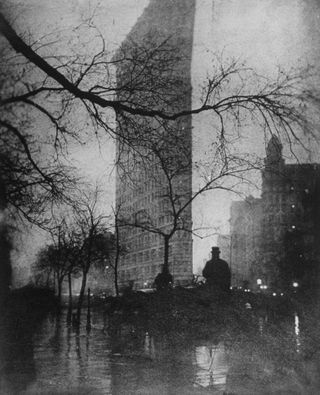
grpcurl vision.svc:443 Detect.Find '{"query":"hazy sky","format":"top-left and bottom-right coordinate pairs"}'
top-left (5, 0), bottom-right (320, 276)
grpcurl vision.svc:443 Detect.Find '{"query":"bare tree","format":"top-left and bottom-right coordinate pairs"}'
top-left (70, 188), bottom-right (109, 323)
top-left (0, 11), bottom-right (316, 230)
top-left (105, 205), bottom-right (129, 296)
top-left (0, 11), bottom-right (316, 146)
top-left (32, 220), bottom-right (81, 303)
top-left (117, 121), bottom-right (260, 283)
top-left (0, 38), bottom-right (78, 227)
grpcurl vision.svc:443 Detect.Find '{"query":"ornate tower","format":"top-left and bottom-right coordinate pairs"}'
top-left (264, 135), bottom-right (284, 170)
top-left (260, 135), bottom-right (286, 287)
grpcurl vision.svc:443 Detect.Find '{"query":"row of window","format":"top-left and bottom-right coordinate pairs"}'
top-left (124, 246), bottom-right (167, 264)
top-left (119, 264), bottom-right (191, 282)
top-left (126, 230), bottom-right (192, 250)
top-left (119, 265), bottom-right (161, 281)
top-left (123, 243), bottom-right (192, 265)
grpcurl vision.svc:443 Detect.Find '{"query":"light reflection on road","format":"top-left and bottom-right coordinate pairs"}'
top-left (0, 309), bottom-right (317, 394)
top-left (294, 312), bottom-right (301, 353)
top-left (194, 342), bottom-right (228, 391)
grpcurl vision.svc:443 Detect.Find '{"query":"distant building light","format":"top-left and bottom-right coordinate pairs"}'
top-left (291, 204), bottom-right (295, 209)
top-left (293, 282), bottom-right (299, 288)
top-left (273, 292), bottom-right (277, 296)
top-left (257, 278), bottom-right (262, 285)
top-left (304, 188), bottom-right (309, 194)
top-left (291, 225), bottom-right (296, 229)
top-left (281, 293), bottom-right (284, 296)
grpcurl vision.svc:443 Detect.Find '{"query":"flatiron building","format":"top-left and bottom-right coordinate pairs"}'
top-left (115, 0), bottom-right (196, 289)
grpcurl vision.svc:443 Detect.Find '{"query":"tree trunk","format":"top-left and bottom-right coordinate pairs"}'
top-left (76, 270), bottom-right (87, 324)
top-left (114, 219), bottom-right (120, 296)
top-left (86, 287), bottom-right (91, 331)
top-left (114, 266), bottom-right (119, 296)
top-left (67, 272), bottom-right (72, 324)
top-left (154, 235), bottom-right (173, 291)
top-left (46, 270), bottom-right (51, 288)
top-left (57, 277), bottom-right (62, 304)
top-left (113, 252), bottom-right (120, 296)
top-left (163, 235), bottom-right (170, 273)
top-left (53, 271), bottom-right (56, 295)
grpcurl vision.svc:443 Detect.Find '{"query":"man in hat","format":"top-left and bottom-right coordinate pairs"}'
top-left (202, 247), bottom-right (231, 294)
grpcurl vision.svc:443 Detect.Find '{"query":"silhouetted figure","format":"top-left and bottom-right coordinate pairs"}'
top-left (154, 267), bottom-right (173, 291)
top-left (203, 247), bottom-right (231, 295)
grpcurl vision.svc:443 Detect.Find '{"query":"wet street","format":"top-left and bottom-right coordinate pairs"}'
top-left (1, 306), bottom-right (320, 394)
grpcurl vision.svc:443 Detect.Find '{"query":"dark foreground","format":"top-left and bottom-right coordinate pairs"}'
top-left (1, 286), bottom-right (320, 394)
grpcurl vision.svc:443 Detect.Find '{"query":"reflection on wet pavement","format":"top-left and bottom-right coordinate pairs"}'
top-left (294, 312), bottom-right (301, 353)
top-left (194, 342), bottom-right (228, 391)
top-left (1, 309), bottom-right (320, 394)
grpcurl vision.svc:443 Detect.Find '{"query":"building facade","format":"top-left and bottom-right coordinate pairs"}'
top-left (115, 0), bottom-right (196, 289)
top-left (229, 136), bottom-right (320, 292)
top-left (260, 136), bottom-right (320, 291)
top-left (229, 197), bottom-right (263, 287)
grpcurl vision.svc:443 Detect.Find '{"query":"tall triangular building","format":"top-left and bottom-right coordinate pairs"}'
top-left (115, 0), bottom-right (196, 289)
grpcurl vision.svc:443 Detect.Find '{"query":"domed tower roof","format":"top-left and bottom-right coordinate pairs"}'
top-left (265, 135), bottom-right (283, 166)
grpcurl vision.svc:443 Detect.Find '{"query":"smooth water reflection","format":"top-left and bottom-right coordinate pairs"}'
top-left (1, 309), bottom-right (319, 394)
top-left (294, 312), bottom-right (301, 353)
top-left (194, 342), bottom-right (228, 390)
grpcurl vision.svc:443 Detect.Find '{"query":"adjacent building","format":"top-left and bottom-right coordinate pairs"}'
top-left (229, 136), bottom-right (320, 292)
top-left (229, 196), bottom-right (263, 287)
top-left (260, 136), bottom-right (320, 291)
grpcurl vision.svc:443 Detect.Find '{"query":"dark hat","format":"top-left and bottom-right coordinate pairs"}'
top-left (211, 247), bottom-right (220, 253)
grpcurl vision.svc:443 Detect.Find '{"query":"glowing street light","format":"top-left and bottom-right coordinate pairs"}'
top-left (293, 282), bottom-right (299, 288)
